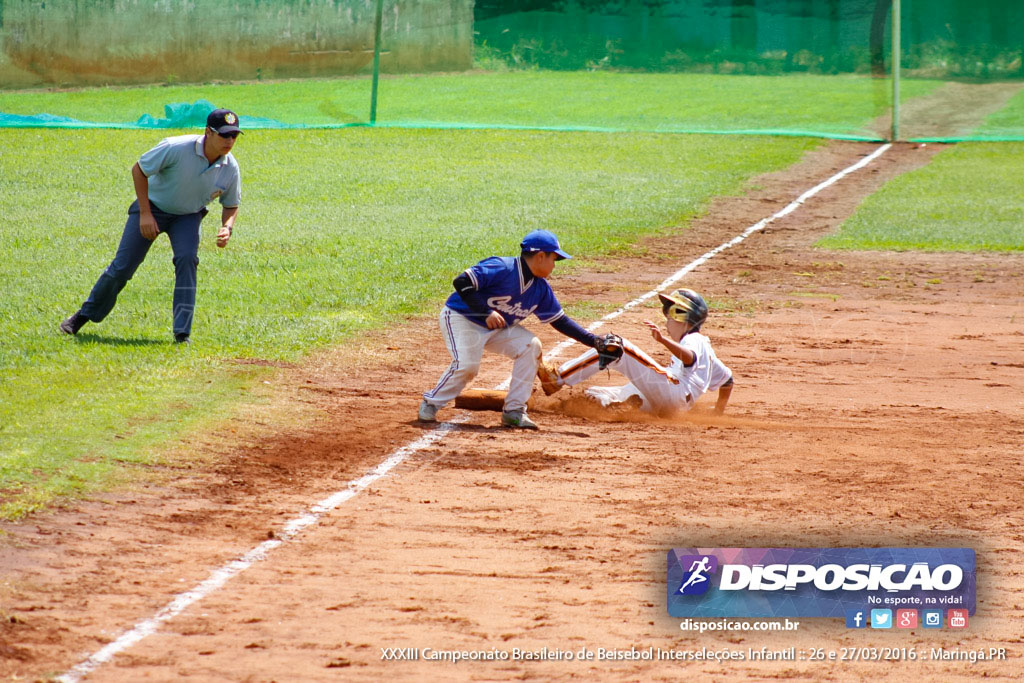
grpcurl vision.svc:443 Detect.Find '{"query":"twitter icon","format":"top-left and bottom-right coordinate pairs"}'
top-left (871, 609), bottom-right (893, 629)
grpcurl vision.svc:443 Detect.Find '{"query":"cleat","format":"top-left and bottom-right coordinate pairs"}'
top-left (418, 400), bottom-right (438, 422)
top-left (59, 311), bottom-right (88, 335)
top-left (501, 411), bottom-right (539, 430)
top-left (536, 362), bottom-right (563, 396)
top-left (174, 333), bottom-right (191, 344)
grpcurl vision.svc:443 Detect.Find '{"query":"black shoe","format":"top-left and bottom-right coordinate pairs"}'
top-left (59, 311), bottom-right (88, 335)
top-left (174, 333), bottom-right (191, 344)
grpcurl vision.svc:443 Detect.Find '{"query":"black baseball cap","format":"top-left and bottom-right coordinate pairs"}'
top-left (207, 108), bottom-right (242, 135)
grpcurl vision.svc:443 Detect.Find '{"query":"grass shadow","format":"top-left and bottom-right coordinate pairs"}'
top-left (72, 333), bottom-right (170, 347)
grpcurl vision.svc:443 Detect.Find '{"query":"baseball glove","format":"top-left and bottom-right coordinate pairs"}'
top-left (536, 361), bottom-right (562, 396)
top-left (594, 333), bottom-right (624, 370)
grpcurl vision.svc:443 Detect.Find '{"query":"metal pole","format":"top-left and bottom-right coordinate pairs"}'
top-left (891, 0), bottom-right (901, 141)
top-left (370, 0), bottom-right (385, 125)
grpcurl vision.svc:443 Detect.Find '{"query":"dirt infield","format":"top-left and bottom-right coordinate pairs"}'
top-left (2, 141), bottom-right (1023, 681)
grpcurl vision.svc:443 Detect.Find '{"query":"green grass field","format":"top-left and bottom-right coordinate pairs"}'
top-left (0, 125), bottom-right (818, 519)
top-left (977, 87), bottom-right (1024, 138)
top-left (818, 142), bottom-right (1024, 252)
top-left (1, 70), bottom-right (1018, 520)
top-left (1, 71), bottom-right (942, 138)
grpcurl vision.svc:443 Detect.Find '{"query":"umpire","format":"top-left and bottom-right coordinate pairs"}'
top-left (60, 108), bottom-right (243, 344)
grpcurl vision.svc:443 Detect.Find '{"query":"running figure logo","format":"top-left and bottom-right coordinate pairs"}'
top-left (676, 554), bottom-right (718, 595)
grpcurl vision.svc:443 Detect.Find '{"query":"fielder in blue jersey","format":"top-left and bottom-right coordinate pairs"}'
top-left (419, 230), bottom-right (606, 430)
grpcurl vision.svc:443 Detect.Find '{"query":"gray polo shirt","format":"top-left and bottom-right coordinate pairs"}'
top-left (138, 134), bottom-right (241, 215)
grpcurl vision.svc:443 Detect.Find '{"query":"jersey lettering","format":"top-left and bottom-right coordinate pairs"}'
top-left (486, 296), bottom-right (539, 321)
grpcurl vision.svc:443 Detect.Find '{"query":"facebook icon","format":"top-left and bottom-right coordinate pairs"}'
top-left (845, 608), bottom-right (867, 629)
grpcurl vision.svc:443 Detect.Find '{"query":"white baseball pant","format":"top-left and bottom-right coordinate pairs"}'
top-left (424, 307), bottom-right (541, 413)
top-left (556, 337), bottom-right (693, 414)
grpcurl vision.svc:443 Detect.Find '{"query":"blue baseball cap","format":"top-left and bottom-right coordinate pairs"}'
top-left (520, 230), bottom-right (572, 260)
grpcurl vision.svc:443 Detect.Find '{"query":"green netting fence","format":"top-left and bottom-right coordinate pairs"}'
top-left (1, 0), bottom-right (1022, 141)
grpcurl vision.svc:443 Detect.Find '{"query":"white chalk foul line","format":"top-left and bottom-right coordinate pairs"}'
top-left (543, 142), bottom-right (893, 360)
top-left (56, 421), bottom-right (466, 683)
top-left (58, 142), bottom-right (890, 682)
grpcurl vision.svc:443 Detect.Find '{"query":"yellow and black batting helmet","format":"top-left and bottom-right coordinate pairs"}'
top-left (658, 288), bottom-right (708, 330)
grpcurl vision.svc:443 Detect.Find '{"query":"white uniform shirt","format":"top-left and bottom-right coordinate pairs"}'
top-left (667, 332), bottom-right (733, 403)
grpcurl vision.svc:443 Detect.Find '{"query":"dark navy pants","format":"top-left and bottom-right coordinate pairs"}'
top-left (80, 201), bottom-right (207, 336)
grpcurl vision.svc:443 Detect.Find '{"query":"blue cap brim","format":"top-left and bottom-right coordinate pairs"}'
top-left (554, 249), bottom-right (571, 260)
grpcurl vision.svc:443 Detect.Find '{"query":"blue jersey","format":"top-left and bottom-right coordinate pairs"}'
top-left (445, 256), bottom-right (565, 328)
